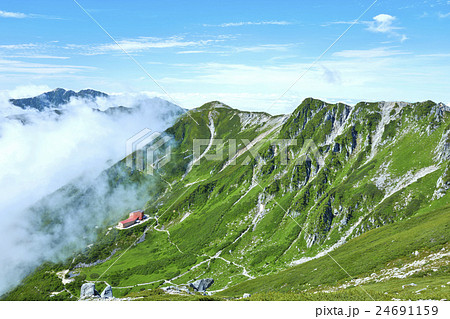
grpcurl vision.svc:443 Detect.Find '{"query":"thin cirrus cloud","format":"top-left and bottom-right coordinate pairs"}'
top-left (67, 36), bottom-right (221, 55)
top-left (0, 9), bottom-right (60, 19)
top-left (0, 43), bottom-right (38, 50)
top-left (176, 43), bottom-right (295, 55)
top-left (2, 55), bottom-right (70, 60)
top-left (0, 43), bottom-right (70, 60)
top-left (0, 10), bottom-right (28, 18)
top-left (0, 58), bottom-right (95, 74)
top-left (438, 12), bottom-right (450, 18)
top-left (332, 47), bottom-right (410, 58)
top-left (204, 20), bottom-right (292, 27)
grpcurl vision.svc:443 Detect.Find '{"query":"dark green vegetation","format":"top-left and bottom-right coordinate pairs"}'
top-left (2, 99), bottom-right (449, 301)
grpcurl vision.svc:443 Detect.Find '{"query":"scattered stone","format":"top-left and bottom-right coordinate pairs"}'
top-left (101, 285), bottom-right (113, 299)
top-left (68, 272), bottom-right (79, 279)
top-left (74, 249), bottom-right (118, 269)
top-left (162, 285), bottom-right (191, 295)
top-left (402, 283), bottom-right (417, 289)
top-left (415, 288), bottom-right (427, 293)
top-left (189, 278), bottom-right (214, 292)
top-left (179, 286), bottom-right (190, 294)
top-left (135, 233), bottom-right (146, 245)
top-left (80, 283), bottom-right (100, 299)
top-left (243, 293), bottom-right (251, 298)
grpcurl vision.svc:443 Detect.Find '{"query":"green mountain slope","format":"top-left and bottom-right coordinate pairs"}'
top-left (218, 200), bottom-right (449, 300)
top-left (2, 98), bottom-right (449, 301)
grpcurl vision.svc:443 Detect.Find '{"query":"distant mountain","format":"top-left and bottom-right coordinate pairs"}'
top-left (5, 89), bottom-right (186, 126)
top-left (9, 88), bottom-right (108, 111)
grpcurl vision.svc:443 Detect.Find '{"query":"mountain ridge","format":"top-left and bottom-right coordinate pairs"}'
top-left (2, 96), bottom-right (448, 301)
top-left (9, 88), bottom-right (108, 111)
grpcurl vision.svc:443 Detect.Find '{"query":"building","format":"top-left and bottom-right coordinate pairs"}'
top-left (129, 210), bottom-right (144, 220)
top-left (117, 210), bottom-right (144, 229)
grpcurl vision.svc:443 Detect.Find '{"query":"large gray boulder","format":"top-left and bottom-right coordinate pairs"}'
top-left (101, 285), bottom-right (113, 299)
top-left (80, 283), bottom-right (100, 299)
top-left (189, 278), bottom-right (214, 292)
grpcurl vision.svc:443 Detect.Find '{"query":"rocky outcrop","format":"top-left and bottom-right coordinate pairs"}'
top-left (101, 285), bottom-right (113, 299)
top-left (162, 285), bottom-right (191, 294)
top-left (333, 143), bottom-right (340, 153)
top-left (80, 283), bottom-right (100, 299)
top-left (135, 233), bottom-right (146, 245)
top-left (189, 278), bottom-right (214, 292)
top-left (74, 249), bottom-right (118, 269)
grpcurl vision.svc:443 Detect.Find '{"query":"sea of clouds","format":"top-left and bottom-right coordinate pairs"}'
top-left (0, 87), bottom-right (183, 296)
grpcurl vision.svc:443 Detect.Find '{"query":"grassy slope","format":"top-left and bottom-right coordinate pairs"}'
top-left (218, 199), bottom-right (450, 300)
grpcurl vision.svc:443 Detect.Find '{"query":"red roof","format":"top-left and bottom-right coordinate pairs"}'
top-left (119, 216), bottom-right (138, 224)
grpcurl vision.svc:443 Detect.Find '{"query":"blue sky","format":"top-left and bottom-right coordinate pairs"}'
top-left (0, 0), bottom-right (449, 113)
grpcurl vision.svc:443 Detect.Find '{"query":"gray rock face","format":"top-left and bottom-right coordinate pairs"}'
top-left (189, 278), bottom-right (214, 292)
top-left (80, 283), bottom-right (100, 299)
top-left (101, 285), bottom-right (113, 299)
top-left (332, 143), bottom-right (340, 153)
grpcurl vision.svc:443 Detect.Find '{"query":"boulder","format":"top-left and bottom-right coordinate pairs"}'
top-left (80, 283), bottom-right (100, 299)
top-left (189, 278), bottom-right (214, 292)
top-left (243, 293), bottom-right (251, 298)
top-left (101, 285), bottom-right (113, 299)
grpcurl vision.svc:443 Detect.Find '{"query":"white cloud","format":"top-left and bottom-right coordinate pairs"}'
top-left (321, 20), bottom-right (359, 27)
top-left (0, 10), bottom-right (28, 18)
top-left (233, 44), bottom-right (294, 53)
top-left (0, 43), bottom-right (70, 58)
top-left (321, 65), bottom-right (341, 84)
top-left (0, 10), bottom-right (60, 19)
top-left (400, 34), bottom-right (409, 42)
top-left (418, 53), bottom-right (450, 57)
top-left (67, 35), bottom-right (290, 57)
top-left (3, 55), bottom-right (70, 59)
top-left (323, 14), bottom-right (407, 42)
top-left (367, 14), bottom-right (399, 33)
top-left (324, 15), bottom-right (403, 35)
top-left (99, 37), bottom-right (211, 52)
top-left (0, 58), bottom-right (95, 74)
top-left (2, 85), bottom-right (53, 99)
top-left (438, 12), bottom-right (450, 18)
top-left (0, 43), bottom-right (38, 50)
top-left (176, 44), bottom-right (296, 56)
top-left (366, 14), bottom-right (407, 42)
top-left (205, 21), bottom-right (292, 27)
top-left (333, 47), bottom-right (410, 58)
top-left (176, 50), bottom-right (207, 54)
top-left (67, 36), bottom-right (221, 55)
